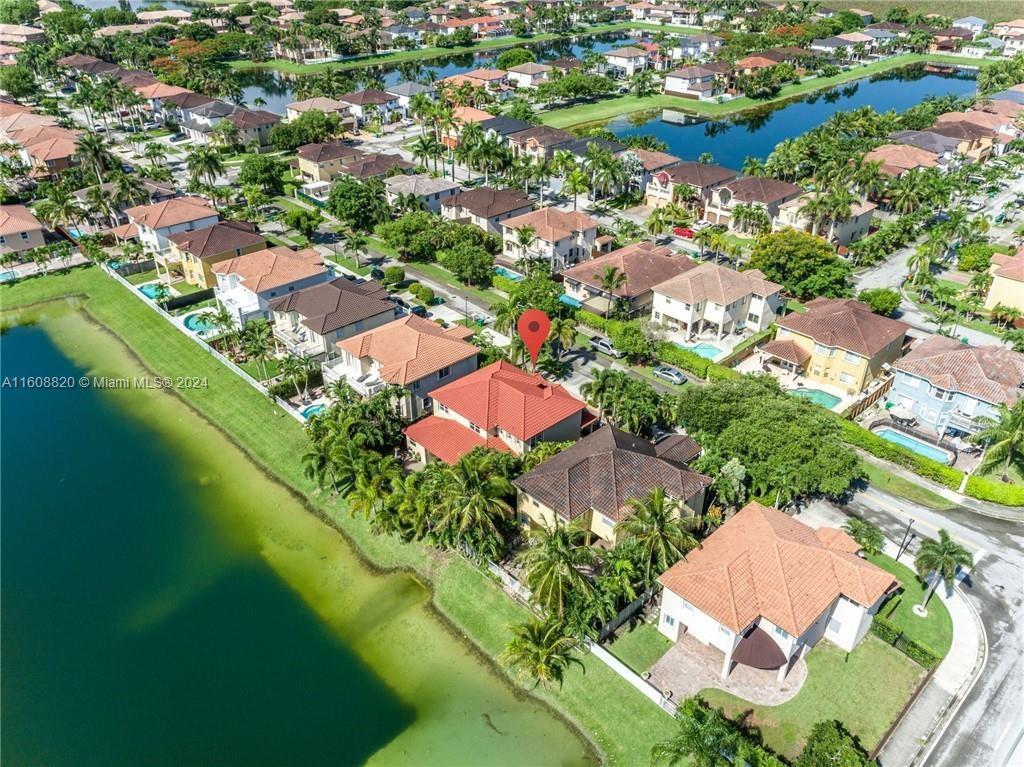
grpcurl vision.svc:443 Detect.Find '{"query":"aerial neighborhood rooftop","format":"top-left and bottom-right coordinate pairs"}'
top-left (1, 0), bottom-right (1022, 764)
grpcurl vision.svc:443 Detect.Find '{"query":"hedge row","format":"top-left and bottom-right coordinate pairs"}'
top-left (492, 274), bottom-right (518, 294)
top-left (964, 475), bottom-right (1024, 507)
top-left (656, 341), bottom-right (712, 378)
top-left (871, 615), bottom-right (901, 644)
top-left (836, 419), bottom-right (963, 491)
top-left (871, 616), bottom-right (941, 669)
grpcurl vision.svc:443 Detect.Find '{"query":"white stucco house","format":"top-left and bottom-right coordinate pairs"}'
top-left (125, 197), bottom-right (220, 256)
top-left (658, 502), bottom-right (899, 680)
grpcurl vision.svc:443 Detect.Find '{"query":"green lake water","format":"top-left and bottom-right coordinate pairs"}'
top-left (0, 304), bottom-right (594, 767)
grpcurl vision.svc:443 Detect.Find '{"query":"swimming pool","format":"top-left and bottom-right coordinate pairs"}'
top-left (674, 342), bottom-right (723, 360)
top-left (0, 269), bottom-right (18, 283)
top-left (494, 266), bottom-right (524, 282)
top-left (138, 283), bottom-right (163, 299)
top-left (183, 313), bottom-right (216, 332)
top-left (301, 403), bottom-right (327, 419)
top-left (873, 427), bottom-right (955, 465)
top-left (789, 388), bottom-right (842, 409)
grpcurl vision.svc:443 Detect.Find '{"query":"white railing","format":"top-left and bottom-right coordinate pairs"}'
top-left (584, 640), bottom-right (678, 716)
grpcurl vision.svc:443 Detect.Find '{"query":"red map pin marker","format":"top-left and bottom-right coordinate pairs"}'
top-left (517, 309), bottom-right (551, 368)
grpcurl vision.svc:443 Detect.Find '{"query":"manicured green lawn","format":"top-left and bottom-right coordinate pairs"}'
top-left (124, 268), bottom-right (158, 285)
top-left (404, 261), bottom-right (504, 309)
top-left (606, 622), bottom-right (673, 674)
top-left (868, 553), bottom-right (954, 657)
top-left (700, 636), bottom-right (923, 760)
top-left (238, 357), bottom-right (282, 381)
top-left (862, 463), bottom-right (956, 512)
top-left (0, 266), bottom-right (678, 766)
top-left (325, 253), bottom-right (372, 276)
top-left (170, 280), bottom-right (204, 296)
top-left (541, 53), bottom-right (984, 127)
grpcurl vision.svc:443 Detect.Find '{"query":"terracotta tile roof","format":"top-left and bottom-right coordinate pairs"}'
top-left (606, 46), bottom-right (648, 58)
top-left (404, 415), bottom-right (489, 464)
top-left (512, 425), bottom-right (711, 523)
top-left (126, 197), bottom-right (218, 229)
top-left (895, 334), bottom-right (1024, 406)
top-left (452, 105), bottom-right (495, 124)
top-left (0, 112), bottom-right (57, 133)
top-left (213, 246), bottom-right (326, 293)
top-left (339, 88), bottom-right (395, 106)
top-left (0, 204), bottom-right (42, 235)
top-left (630, 148), bottom-right (680, 171)
top-left (464, 67), bottom-right (507, 81)
top-left (561, 241), bottom-right (695, 299)
top-left (336, 315), bottom-right (479, 385)
top-left (136, 82), bottom-right (191, 100)
top-left (658, 502), bottom-right (899, 635)
top-left (935, 111), bottom-right (1008, 130)
top-left (268, 277), bottom-right (394, 334)
top-left (656, 161), bottom-right (738, 190)
top-left (507, 62), bottom-right (552, 74)
top-left (992, 251), bottom-right (1024, 282)
top-left (507, 125), bottom-right (574, 147)
top-left (864, 143), bottom-right (940, 176)
top-left (654, 262), bottom-right (781, 305)
top-left (430, 360), bottom-right (587, 441)
top-left (442, 186), bottom-right (532, 218)
top-left (0, 101), bottom-right (31, 117)
top-left (652, 433), bottom-right (702, 465)
top-left (777, 297), bottom-right (909, 358)
top-left (502, 207), bottom-right (599, 243)
top-left (296, 141), bottom-right (363, 163)
top-left (761, 338), bottom-right (811, 366)
top-left (720, 176), bottom-right (802, 204)
top-left (167, 220), bottom-right (264, 259)
top-left (980, 99), bottom-right (1024, 118)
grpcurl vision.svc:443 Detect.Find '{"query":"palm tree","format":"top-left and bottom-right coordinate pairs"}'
top-left (242, 318), bottom-right (274, 380)
top-left (186, 145), bottom-right (225, 188)
top-left (499, 617), bottom-right (582, 689)
top-left (514, 223), bottom-right (537, 261)
top-left (914, 529), bottom-right (973, 611)
top-left (347, 454), bottom-right (402, 524)
top-left (906, 247), bottom-right (933, 287)
top-left (563, 168), bottom-right (589, 211)
top-left (433, 451), bottom-right (514, 560)
top-left (518, 520), bottom-right (596, 618)
top-left (547, 316), bottom-right (577, 360)
top-left (280, 354), bottom-right (309, 402)
top-left (645, 206), bottom-right (669, 243)
top-left (596, 265), bottom-right (627, 318)
top-left (34, 187), bottom-right (85, 234)
top-left (616, 487), bottom-right (699, 584)
top-left (74, 132), bottom-right (111, 185)
top-left (651, 698), bottom-right (740, 767)
top-left (972, 401), bottom-right (1024, 482)
top-left (581, 368), bottom-right (621, 422)
top-left (842, 518), bottom-right (884, 556)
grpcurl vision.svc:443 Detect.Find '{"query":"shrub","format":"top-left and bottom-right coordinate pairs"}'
top-left (574, 311), bottom-right (607, 332)
top-left (656, 341), bottom-right (711, 379)
top-left (956, 242), bottom-right (995, 272)
top-left (871, 614), bottom-right (902, 644)
top-left (383, 266), bottom-right (405, 286)
top-left (407, 281), bottom-right (422, 296)
top-left (707, 364), bottom-right (743, 381)
top-left (837, 420), bottom-right (963, 490)
top-left (904, 638), bottom-right (941, 669)
top-left (417, 286), bottom-right (435, 304)
top-left (964, 475), bottom-right (1024, 507)
top-left (492, 274), bottom-right (519, 294)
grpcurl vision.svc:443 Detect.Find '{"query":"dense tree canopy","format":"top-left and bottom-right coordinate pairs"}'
top-left (746, 229), bottom-right (852, 299)
top-left (237, 154), bottom-right (287, 196)
top-left (327, 178), bottom-right (389, 232)
top-left (269, 109), bottom-right (344, 151)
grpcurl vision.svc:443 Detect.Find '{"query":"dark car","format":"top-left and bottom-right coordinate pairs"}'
top-left (369, 267), bottom-right (386, 281)
top-left (409, 305), bottom-right (428, 317)
top-left (387, 295), bottom-right (407, 308)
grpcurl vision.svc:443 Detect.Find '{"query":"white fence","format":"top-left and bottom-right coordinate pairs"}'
top-left (585, 640), bottom-right (678, 717)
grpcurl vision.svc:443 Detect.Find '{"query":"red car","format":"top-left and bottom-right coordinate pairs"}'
top-left (673, 226), bottom-right (695, 238)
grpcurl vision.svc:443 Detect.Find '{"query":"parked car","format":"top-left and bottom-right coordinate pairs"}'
top-left (652, 365), bottom-right (687, 385)
top-left (589, 335), bottom-right (624, 358)
top-left (387, 296), bottom-right (407, 308)
top-left (673, 226), bottom-right (695, 238)
top-left (169, 133), bottom-right (186, 142)
top-left (965, 200), bottom-right (985, 213)
top-left (369, 267), bottom-right (386, 281)
top-left (409, 305), bottom-right (428, 317)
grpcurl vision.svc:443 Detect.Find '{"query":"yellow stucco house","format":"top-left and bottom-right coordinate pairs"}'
top-left (166, 221), bottom-right (266, 288)
top-left (511, 426), bottom-right (710, 546)
top-left (769, 298), bottom-right (909, 396)
top-left (984, 251), bottom-right (1024, 313)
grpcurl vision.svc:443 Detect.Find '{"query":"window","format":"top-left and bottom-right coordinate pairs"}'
top-left (438, 365), bottom-right (451, 379)
top-left (843, 350), bottom-right (860, 364)
top-left (777, 328), bottom-right (789, 338)
top-left (600, 515), bottom-right (615, 527)
top-left (827, 616), bottom-right (842, 634)
top-left (747, 313), bottom-right (760, 324)
top-left (771, 624), bottom-right (789, 639)
top-left (20, 231), bottom-right (29, 241)
top-left (840, 372), bottom-right (855, 385)
top-left (654, 311), bottom-right (662, 320)
top-left (411, 380), bottom-right (420, 391)
top-left (664, 614), bottom-right (676, 627)
top-left (813, 343), bottom-right (835, 357)
top-left (235, 248), bottom-right (242, 256)
top-left (0, 236), bottom-right (6, 245)
top-left (718, 624), bottom-right (731, 636)
top-left (933, 388), bottom-right (954, 401)
top-left (438, 403), bottom-right (449, 414)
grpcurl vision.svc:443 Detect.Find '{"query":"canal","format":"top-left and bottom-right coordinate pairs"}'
top-left (606, 66), bottom-right (977, 168)
top-left (0, 302), bottom-right (595, 767)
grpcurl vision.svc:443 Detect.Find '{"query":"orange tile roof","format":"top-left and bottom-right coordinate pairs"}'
top-left (430, 360), bottom-right (587, 441)
top-left (126, 197), bottom-right (218, 229)
top-left (0, 204), bottom-right (41, 235)
top-left (404, 414), bottom-right (514, 464)
top-left (336, 315), bottom-right (479, 385)
top-left (659, 502), bottom-right (898, 635)
top-left (653, 261), bottom-right (781, 305)
top-left (452, 105), bottom-right (495, 123)
top-left (895, 334), bottom-right (1024, 406)
top-left (864, 143), bottom-right (939, 175)
top-left (561, 240), bottom-right (695, 299)
top-left (135, 82), bottom-right (191, 100)
top-left (0, 101), bottom-right (32, 117)
top-left (777, 297), bottom-right (908, 358)
top-left (991, 251), bottom-right (1024, 283)
top-left (502, 207), bottom-right (599, 243)
top-left (212, 246), bottom-right (325, 292)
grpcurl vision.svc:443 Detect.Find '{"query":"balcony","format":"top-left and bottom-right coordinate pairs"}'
top-left (947, 411), bottom-right (984, 434)
top-left (273, 325), bottom-right (324, 358)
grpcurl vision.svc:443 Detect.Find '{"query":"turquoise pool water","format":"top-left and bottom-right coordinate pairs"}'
top-left (301, 404), bottom-right (327, 419)
top-left (789, 387), bottom-right (842, 409)
top-left (183, 313), bottom-right (216, 332)
top-left (0, 270), bottom-right (18, 283)
top-left (138, 284), bottom-right (163, 299)
top-left (494, 266), bottom-right (524, 282)
top-left (873, 427), bottom-right (954, 465)
top-left (674, 342), bottom-right (722, 360)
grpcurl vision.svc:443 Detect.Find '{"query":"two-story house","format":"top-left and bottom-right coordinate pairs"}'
top-left (645, 161), bottom-right (738, 209)
top-left (513, 425), bottom-right (711, 545)
top-left (0, 204), bottom-right (45, 258)
top-left (650, 262), bottom-right (783, 342)
top-left (284, 97), bottom-right (351, 124)
top-left (268, 278), bottom-right (396, 360)
top-left (501, 207), bottom-right (605, 270)
top-left (441, 186), bottom-right (533, 236)
top-left (506, 125), bottom-right (576, 161)
top-left (663, 66), bottom-right (725, 100)
top-left (984, 250), bottom-right (1024, 312)
top-left (384, 174), bottom-right (462, 212)
top-left (404, 360), bottom-right (593, 464)
top-left (385, 81), bottom-right (436, 117)
top-left (125, 197), bottom-right (220, 258)
top-left (888, 334), bottom-right (1024, 437)
top-left (296, 142), bottom-right (364, 185)
top-left (658, 502), bottom-right (898, 680)
top-left (561, 241), bottom-right (696, 317)
top-left (772, 297), bottom-right (909, 395)
top-left (212, 246), bottom-right (332, 327)
top-left (167, 220), bottom-right (266, 289)
top-left (505, 62), bottom-right (553, 89)
top-left (603, 46), bottom-right (649, 77)
top-left (330, 315), bottom-right (480, 418)
top-left (772, 194), bottom-right (876, 247)
top-left (339, 89), bottom-right (401, 125)
top-left (703, 176), bottom-right (803, 231)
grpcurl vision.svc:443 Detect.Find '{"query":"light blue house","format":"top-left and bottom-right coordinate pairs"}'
top-left (887, 335), bottom-right (1024, 435)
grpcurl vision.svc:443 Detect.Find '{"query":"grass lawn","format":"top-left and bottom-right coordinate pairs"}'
top-left (124, 268), bottom-right (158, 285)
top-left (273, 196), bottom-right (308, 214)
top-left (829, 0), bottom-right (1020, 22)
top-left (606, 622), bottom-right (673, 674)
top-left (0, 266), bottom-right (678, 766)
top-left (366, 236), bottom-right (401, 260)
top-left (238, 356), bottom-right (282, 381)
top-left (325, 253), bottom-right (372, 277)
top-left (700, 636), bottom-right (923, 760)
top-left (170, 280), bottom-right (204, 296)
top-left (862, 463), bottom-right (956, 512)
top-left (868, 553), bottom-right (954, 657)
top-left (541, 53), bottom-right (984, 128)
top-left (404, 261), bottom-right (505, 309)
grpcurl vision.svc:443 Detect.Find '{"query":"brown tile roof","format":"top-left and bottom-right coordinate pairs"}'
top-left (268, 277), bottom-right (394, 334)
top-left (155, 89), bottom-right (213, 107)
top-left (126, 197), bottom-right (218, 229)
top-left (561, 241), bottom-right (696, 299)
top-left (336, 315), bottom-right (479, 385)
top-left (339, 88), bottom-right (395, 106)
top-left (929, 120), bottom-right (994, 140)
top-left (655, 161), bottom-right (738, 190)
top-left (658, 502), bottom-right (899, 635)
top-left (228, 109), bottom-right (280, 129)
top-left (286, 96), bottom-right (348, 113)
top-left (654, 261), bottom-right (781, 305)
top-left (720, 176), bottom-right (802, 204)
top-left (507, 125), bottom-right (574, 147)
top-left (512, 425), bottom-right (711, 523)
top-left (507, 62), bottom-right (552, 75)
top-left (167, 220), bottom-right (264, 259)
top-left (341, 152), bottom-right (413, 179)
top-left (0, 100), bottom-right (32, 117)
top-left (761, 338), bottom-right (811, 366)
top-left (653, 433), bottom-right (702, 465)
top-left (895, 334), bottom-right (1024, 406)
top-left (442, 186), bottom-right (532, 218)
top-left (631, 148), bottom-right (681, 171)
top-left (430, 360), bottom-right (587, 441)
top-left (992, 251), bottom-right (1024, 283)
top-left (864, 143), bottom-right (940, 176)
top-left (0, 204), bottom-right (42, 235)
top-left (296, 141), bottom-right (363, 163)
top-left (777, 297), bottom-right (909, 358)
top-left (502, 207), bottom-right (599, 243)
top-left (212, 245), bottom-right (327, 293)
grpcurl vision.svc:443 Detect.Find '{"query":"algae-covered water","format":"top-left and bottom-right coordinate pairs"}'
top-left (0, 303), bottom-right (594, 767)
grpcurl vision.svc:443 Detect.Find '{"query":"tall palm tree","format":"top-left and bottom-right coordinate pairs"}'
top-left (547, 316), bottom-right (577, 360)
top-left (518, 520), bottom-right (596, 617)
top-left (34, 187), bottom-right (85, 233)
top-left (280, 353), bottom-right (309, 402)
top-left (596, 265), bottom-right (627, 319)
top-left (616, 487), bottom-right (699, 584)
top-left (651, 698), bottom-right (740, 767)
top-left (186, 145), bottom-right (225, 188)
top-left (499, 617), bottom-right (582, 690)
top-left (74, 132), bottom-right (111, 185)
top-left (514, 224), bottom-right (536, 261)
top-left (972, 401), bottom-right (1024, 482)
top-left (433, 451), bottom-right (514, 560)
top-left (645, 206), bottom-right (669, 243)
top-left (914, 529), bottom-right (973, 611)
top-left (581, 368), bottom-right (622, 422)
top-left (242, 318), bottom-right (274, 380)
top-left (347, 454), bottom-right (402, 523)
top-left (563, 168), bottom-right (589, 211)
